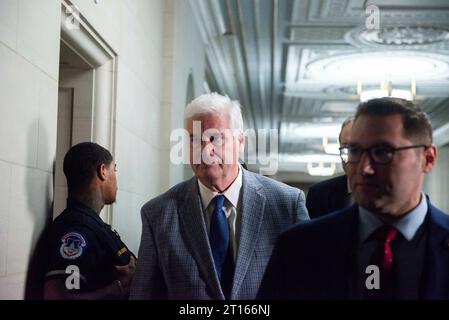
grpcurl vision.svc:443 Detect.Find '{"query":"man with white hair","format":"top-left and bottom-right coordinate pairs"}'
top-left (130, 92), bottom-right (309, 300)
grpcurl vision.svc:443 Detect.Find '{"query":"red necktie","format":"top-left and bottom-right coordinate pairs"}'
top-left (381, 226), bottom-right (397, 272)
top-left (366, 225), bottom-right (399, 299)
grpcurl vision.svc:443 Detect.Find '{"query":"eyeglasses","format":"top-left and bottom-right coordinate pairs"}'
top-left (339, 144), bottom-right (429, 164)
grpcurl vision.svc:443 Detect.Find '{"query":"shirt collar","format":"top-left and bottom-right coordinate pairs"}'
top-left (197, 165), bottom-right (243, 209)
top-left (358, 192), bottom-right (428, 242)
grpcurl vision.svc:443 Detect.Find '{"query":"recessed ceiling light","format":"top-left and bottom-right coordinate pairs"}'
top-left (307, 51), bottom-right (449, 82)
top-left (280, 154), bottom-right (341, 163)
top-left (281, 123), bottom-right (341, 140)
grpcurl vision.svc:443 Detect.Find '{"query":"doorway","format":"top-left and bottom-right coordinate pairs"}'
top-left (53, 41), bottom-right (94, 218)
top-left (53, 1), bottom-right (117, 222)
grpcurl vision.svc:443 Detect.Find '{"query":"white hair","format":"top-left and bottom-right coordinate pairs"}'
top-left (185, 92), bottom-right (244, 131)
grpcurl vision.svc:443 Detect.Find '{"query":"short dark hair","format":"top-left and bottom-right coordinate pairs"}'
top-left (355, 98), bottom-right (433, 144)
top-left (63, 142), bottom-right (113, 191)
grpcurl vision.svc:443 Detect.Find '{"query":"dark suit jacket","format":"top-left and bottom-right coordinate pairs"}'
top-left (130, 169), bottom-right (309, 300)
top-left (306, 174), bottom-right (349, 219)
top-left (259, 202), bottom-right (449, 300)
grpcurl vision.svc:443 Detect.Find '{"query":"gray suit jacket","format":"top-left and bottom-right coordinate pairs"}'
top-left (130, 169), bottom-right (309, 300)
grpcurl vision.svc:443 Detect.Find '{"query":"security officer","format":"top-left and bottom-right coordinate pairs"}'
top-left (42, 142), bottom-right (136, 299)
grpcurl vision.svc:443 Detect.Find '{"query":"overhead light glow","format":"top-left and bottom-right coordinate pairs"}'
top-left (359, 89), bottom-right (414, 102)
top-left (307, 162), bottom-right (336, 176)
top-left (280, 154), bottom-right (341, 163)
top-left (307, 51), bottom-right (449, 82)
top-left (322, 136), bottom-right (340, 155)
top-left (282, 124), bottom-right (340, 140)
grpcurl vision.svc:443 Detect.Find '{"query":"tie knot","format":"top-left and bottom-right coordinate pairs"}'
top-left (215, 195), bottom-right (225, 209)
top-left (375, 225), bottom-right (398, 244)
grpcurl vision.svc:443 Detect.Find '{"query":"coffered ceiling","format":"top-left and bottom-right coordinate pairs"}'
top-left (191, 0), bottom-right (449, 181)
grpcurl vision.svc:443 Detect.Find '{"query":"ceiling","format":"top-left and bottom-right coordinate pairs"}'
top-left (59, 41), bottom-right (91, 70)
top-left (190, 0), bottom-right (449, 181)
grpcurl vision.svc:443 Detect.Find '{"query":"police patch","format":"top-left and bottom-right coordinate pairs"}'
top-left (59, 232), bottom-right (87, 260)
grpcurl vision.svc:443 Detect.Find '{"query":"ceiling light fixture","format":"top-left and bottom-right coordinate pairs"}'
top-left (307, 51), bottom-right (449, 82)
top-left (322, 135), bottom-right (340, 155)
top-left (307, 162), bottom-right (336, 176)
top-left (357, 79), bottom-right (416, 102)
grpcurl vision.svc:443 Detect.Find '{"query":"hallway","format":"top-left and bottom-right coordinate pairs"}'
top-left (1, 0), bottom-right (449, 299)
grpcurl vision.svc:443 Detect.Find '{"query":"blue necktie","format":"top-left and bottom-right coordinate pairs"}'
top-left (209, 195), bottom-right (230, 280)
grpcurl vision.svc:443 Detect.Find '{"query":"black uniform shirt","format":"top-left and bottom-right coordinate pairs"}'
top-left (44, 199), bottom-right (134, 291)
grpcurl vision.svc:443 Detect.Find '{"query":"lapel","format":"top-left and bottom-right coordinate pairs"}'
top-left (230, 170), bottom-right (266, 299)
top-left (420, 204), bottom-right (449, 299)
top-left (178, 177), bottom-right (223, 299)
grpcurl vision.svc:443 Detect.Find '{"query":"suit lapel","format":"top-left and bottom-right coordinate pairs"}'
top-left (420, 205), bottom-right (449, 299)
top-left (178, 178), bottom-right (223, 299)
top-left (231, 170), bottom-right (266, 298)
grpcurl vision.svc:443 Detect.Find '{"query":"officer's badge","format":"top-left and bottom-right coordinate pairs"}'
top-left (60, 232), bottom-right (87, 260)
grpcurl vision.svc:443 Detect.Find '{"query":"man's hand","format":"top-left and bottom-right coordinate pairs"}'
top-left (113, 255), bottom-right (137, 296)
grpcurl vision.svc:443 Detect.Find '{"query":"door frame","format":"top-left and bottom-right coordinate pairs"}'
top-left (58, 0), bottom-right (117, 223)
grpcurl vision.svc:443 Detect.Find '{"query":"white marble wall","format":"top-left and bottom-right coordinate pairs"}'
top-left (161, 0), bottom-right (206, 190)
top-left (0, 0), bottom-right (60, 299)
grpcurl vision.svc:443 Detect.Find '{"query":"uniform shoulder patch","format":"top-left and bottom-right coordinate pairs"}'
top-left (59, 232), bottom-right (87, 260)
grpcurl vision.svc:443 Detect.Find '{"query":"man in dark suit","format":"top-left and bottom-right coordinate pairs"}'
top-left (306, 118), bottom-right (353, 218)
top-left (259, 98), bottom-right (449, 300)
top-left (130, 93), bottom-right (309, 300)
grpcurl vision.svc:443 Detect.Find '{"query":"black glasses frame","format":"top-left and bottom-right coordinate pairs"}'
top-left (339, 144), bottom-right (429, 164)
